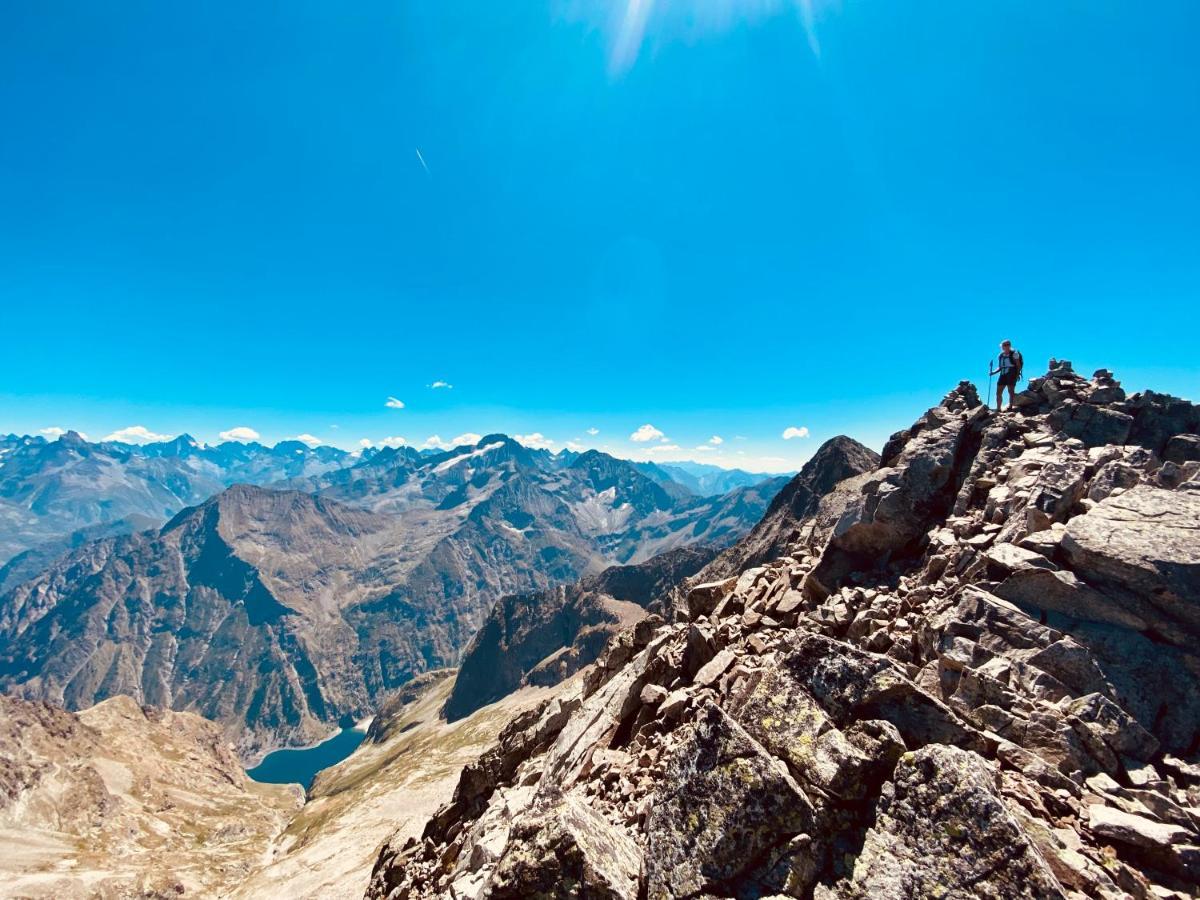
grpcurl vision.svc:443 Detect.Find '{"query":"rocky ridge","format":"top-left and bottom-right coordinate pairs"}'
top-left (367, 362), bottom-right (1200, 900)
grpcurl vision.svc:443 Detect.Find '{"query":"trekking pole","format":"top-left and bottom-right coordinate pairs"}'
top-left (987, 358), bottom-right (993, 406)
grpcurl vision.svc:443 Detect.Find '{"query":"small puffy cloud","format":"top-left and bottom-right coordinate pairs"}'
top-left (586, 427), bottom-right (600, 436)
top-left (219, 426), bottom-right (260, 442)
top-left (452, 432), bottom-right (483, 446)
top-left (630, 424), bottom-right (665, 443)
top-left (39, 427), bottom-right (67, 439)
top-left (289, 433), bottom-right (323, 447)
top-left (103, 425), bottom-right (174, 444)
top-left (385, 397), bottom-right (406, 409)
top-left (565, 440), bottom-right (586, 452)
top-left (358, 438), bottom-right (373, 449)
top-left (709, 435), bottom-right (724, 445)
top-left (428, 380), bottom-right (453, 390)
top-left (782, 426), bottom-right (811, 440)
top-left (422, 435), bottom-right (446, 449)
top-left (515, 432), bottom-right (555, 450)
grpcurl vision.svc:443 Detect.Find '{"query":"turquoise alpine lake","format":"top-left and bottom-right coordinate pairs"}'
top-left (246, 727), bottom-right (366, 789)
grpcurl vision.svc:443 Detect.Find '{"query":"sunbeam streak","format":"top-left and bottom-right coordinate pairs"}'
top-left (603, 0), bottom-right (831, 75)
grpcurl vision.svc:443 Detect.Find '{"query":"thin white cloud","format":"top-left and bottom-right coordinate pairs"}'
top-left (565, 440), bottom-right (586, 452)
top-left (515, 432), bottom-right (555, 450)
top-left (219, 426), bottom-right (260, 443)
top-left (586, 427), bottom-right (600, 436)
top-left (385, 397), bottom-right (406, 409)
top-left (693, 445), bottom-right (717, 453)
top-left (630, 424), bottom-right (666, 443)
top-left (782, 426), bottom-right (811, 440)
top-left (103, 425), bottom-right (174, 444)
top-left (39, 427), bottom-right (66, 439)
top-left (422, 433), bottom-right (479, 450)
top-left (360, 436), bottom-right (408, 449)
top-left (709, 435), bottom-right (724, 445)
top-left (646, 444), bottom-right (683, 454)
top-left (415, 147), bottom-right (430, 175)
top-left (289, 433), bottom-right (323, 447)
top-left (428, 380), bottom-right (453, 390)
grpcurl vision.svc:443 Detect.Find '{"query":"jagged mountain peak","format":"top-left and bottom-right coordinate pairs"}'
top-left (696, 434), bottom-right (880, 580)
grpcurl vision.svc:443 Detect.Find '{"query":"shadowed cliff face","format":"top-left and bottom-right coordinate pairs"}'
top-left (368, 365), bottom-right (1200, 900)
top-left (0, 439), bottom-right (781, 759)
top-left (444, 546), bottom-right (718, 722)
top-left (695, 434), bottom-right (881, 582)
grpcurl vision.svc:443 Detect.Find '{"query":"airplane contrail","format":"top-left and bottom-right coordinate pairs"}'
top-left (415, 147), bottom-right (430, 175)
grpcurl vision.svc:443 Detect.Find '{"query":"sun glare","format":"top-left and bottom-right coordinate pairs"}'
top-left (602, 0), bottom-right (830, 74)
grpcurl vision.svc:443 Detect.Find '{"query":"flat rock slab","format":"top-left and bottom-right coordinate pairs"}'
top-left (1061, 485), bottom-right (1200, 646)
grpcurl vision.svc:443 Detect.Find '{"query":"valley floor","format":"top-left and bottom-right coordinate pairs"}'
top-left (231, 677), bottom-right (568, 900)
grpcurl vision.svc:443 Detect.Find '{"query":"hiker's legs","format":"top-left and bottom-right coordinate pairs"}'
top-left (1005, 383), bottom-right (1016, 409)
top-left (996, 382), bottom-right (1004, 411)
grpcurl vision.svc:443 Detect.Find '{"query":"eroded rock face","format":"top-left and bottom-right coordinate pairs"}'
top-left (840, 745), bottom-right (1066, 899)
top-left (444, 546), bottom-right (714, 721)
top-left (366, 365), bottom-right (1200, 900)
top-left (645, 702), bottom-right (820, 898)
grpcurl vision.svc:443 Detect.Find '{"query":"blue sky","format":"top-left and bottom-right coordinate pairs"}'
top-left (2, 1), bottom-right (1197, 472)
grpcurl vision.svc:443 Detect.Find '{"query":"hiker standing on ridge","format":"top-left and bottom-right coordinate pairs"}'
top-left (990, 340), bottom-right (1023, 411)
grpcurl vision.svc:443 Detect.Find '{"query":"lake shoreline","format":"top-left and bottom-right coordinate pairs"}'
top-left (245, 726), bottom-right (369, 790)
top-left (242, 725), bottom-right (342, 770)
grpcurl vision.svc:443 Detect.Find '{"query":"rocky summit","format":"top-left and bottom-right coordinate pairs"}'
top-left (367, 362), bottom-right (1200, 900)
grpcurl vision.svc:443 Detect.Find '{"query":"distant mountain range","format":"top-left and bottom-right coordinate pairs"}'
top-left (0, 431), bottom-right (356, 565)
top-left (0, 433), bottom-right (785, 758)
top-left (0, 431), bottom-right (783, 568)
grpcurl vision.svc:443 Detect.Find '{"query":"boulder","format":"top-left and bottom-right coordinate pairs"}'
top-left (1066, 693), bottom-right (1159, 762)
top-left (1049, 403), bottom-right (1133, 448)
top-left (645, 702), bottom-right (822, 897)
top-left (1060, 485), bottom-right (1200, 647)
top-left (728, 664), bottom-right (903, 801)
top-left (1164, 433), bottom-right (1200, 465)
top-left (984, 542), bottom-right (1058, 575)
top-left (774, 633), bottom-right (983, 752)
top-left (487, 796), bottom-right (643, 899)
top-left (841, 745), bottom-right (1067, 898)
